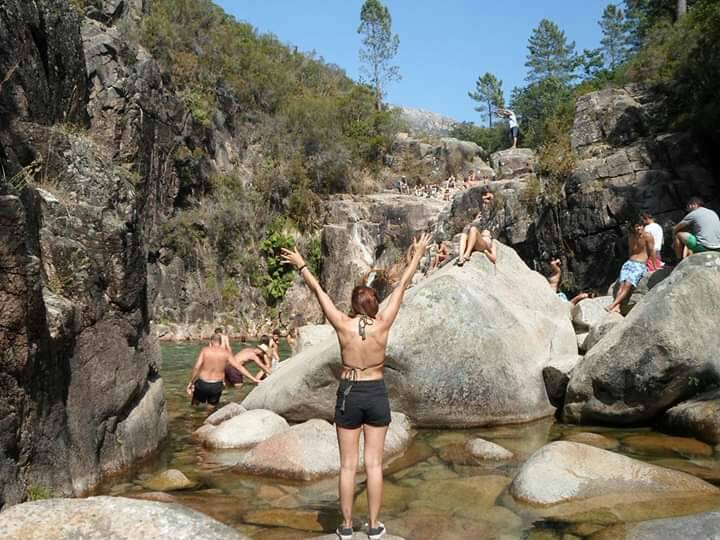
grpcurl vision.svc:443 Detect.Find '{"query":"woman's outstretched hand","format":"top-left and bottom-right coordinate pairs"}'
top-left (412, 233), bottom-right (432, 260)
top-left (281, 247), bottom-right (306, 270)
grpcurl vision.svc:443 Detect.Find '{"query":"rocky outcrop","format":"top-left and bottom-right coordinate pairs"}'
top-left (396, 107), bottom-right (457, 137)
top-left (0, 0), bottom-right (167, 507)
top-left (510, 441), bottom-right (720, 523)
top-left (564, 253), bottom-right (720, 425)
top-left (0, 496), bottom-right (249, 540)
top-left (490, 148), bottom-right (536, 180)
top-left (320, 193), bottom-right (446, 312)
top-left (243, 243), bottom-right (577, 427)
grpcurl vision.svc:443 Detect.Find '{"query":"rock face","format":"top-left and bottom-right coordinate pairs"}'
top-left (243, 243), bottom-right (577, 427)
top-left (564, 253), bottom-right (720, 425)
top-left (295, 324), bottom-right (335, 354)
top-left (321, 194), bottom-right (446, 313)
top-left (490, 148), bottom-right (536, 179)
top-left (510, 442), bottom-right (720, 522)
top-left (663, 389), bottom-right (720, 445)
top-left (0, 0), bottom-right (167, 507)
top-left (0, 496), bottom-right (249, 540)
top-left (396, 107), bottom-right (457, 137)
top-left (233, 413), bottom-right (412, 480)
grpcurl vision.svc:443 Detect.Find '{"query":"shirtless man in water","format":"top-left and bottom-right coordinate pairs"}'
top-left (606, 218), bottom-right (658, 313)
top-left (186, 334), bottom-right (263, 408)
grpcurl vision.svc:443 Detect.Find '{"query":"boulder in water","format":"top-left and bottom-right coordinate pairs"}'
top-left (663, 388), bottom-right (720, 445)
top-left (202, 409), bottom-right (289, 449)
top-left (204, 402), bottom-right (247, 426)
top-left (243, 243), bottom-right (577, 427)
top-left (564, 253), bottom-right (720, 425)
top-left (141, 469), bottom-right (196, 492)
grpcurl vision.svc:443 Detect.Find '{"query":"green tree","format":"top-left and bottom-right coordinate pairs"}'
top-left (468, 72), bottom-right (505, 127)
top-left (358, 0), bottom-right (400, 110)
top-left (580, 48), bottom-right (606, 79)
top-left (525, 19), bottom-right (578, 85)
top-left (600, 4), bottom-right (631, 68)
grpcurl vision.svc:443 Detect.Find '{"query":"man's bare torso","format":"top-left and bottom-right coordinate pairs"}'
top-left (629, 232), bottom-right (651, 262)
top-left (198, 345), bottom-right (231, 382)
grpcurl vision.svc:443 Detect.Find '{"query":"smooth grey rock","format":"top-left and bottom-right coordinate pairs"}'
top-left (202, 409), bottom-right (289, 449)
top-left (295, 324), bottom-right (335, 354)
top-left (465, 438), bottom-right (514, 461)
top-left (582, 312), bottom-right (624, 353)
top-left (234, 413), bottom-right (412, 481)
top-left (511, 441), bottom-right (718, 512)
top-left (571, 296), bottom-right (613, 330)
top-left (564, 253), bottom-right (720, 424)
top-left (243, 243), bottom-right (577, 427)
top-left (591, 512), bottom-right (720, 540)
top-left (0, 496), bottom-right (249, 539)
top-left (141, 469), bottom-right (195, 492)
top-left (204, 403), bottom-right (247, 426)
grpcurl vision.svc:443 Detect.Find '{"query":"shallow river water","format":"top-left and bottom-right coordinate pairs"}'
top-left (95, 342), bottom-right (720, 539)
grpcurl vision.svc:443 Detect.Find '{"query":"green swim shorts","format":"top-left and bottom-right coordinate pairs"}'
top-left (686, 233), bottom-right (709, 253)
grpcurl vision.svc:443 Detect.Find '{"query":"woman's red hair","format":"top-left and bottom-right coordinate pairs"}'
top-left (351, 286), bottom-right (379, 318)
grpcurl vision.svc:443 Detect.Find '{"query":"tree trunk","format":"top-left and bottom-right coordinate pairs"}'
top-left (488, 99), bottom-right (493, 127)
top-left (677, 0), bottom-right (687, 19)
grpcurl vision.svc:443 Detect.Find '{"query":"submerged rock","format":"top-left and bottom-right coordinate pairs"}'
top-left (141, 469), bottom-right (196, 492)
top-left (243, 243), bottom-right (577, 427)
top-left (590, 511), bottom-right (720, 540)
top-left (510, 441), bottom-right (720, 523)
top-left (0, 496), bottom-right (249, 539)
top-left (561, 432), bottom-right (619, 450)
top-left (564, 253), bottom-right (720, 425)
top-left (621, 434), bottom-right (713, 457)
top-left (465, 438), bottom-right (514, 461)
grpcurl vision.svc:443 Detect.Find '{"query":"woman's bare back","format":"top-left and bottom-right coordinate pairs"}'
top-left (335, 314), bottom-right (391, 380)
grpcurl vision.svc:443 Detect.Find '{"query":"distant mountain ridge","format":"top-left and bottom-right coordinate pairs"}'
top-left (396, 106), bottom-right (458, 137)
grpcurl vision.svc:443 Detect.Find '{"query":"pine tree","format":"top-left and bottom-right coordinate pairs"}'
top-left (468, 73), bottom-right (505, 127)
top-left (599, 4), bottom-right (631, 69)
top-left (358, 0), bottom-right (400, 111)
top-left (524, 19), bottom-right (578, 85)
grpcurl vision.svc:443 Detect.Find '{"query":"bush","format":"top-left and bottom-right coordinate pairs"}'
top-left (258, 219), bottom-right (296, 306)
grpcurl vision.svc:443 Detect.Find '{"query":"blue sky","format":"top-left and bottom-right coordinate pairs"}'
top-left (215, 0), bottom-right (610, 123)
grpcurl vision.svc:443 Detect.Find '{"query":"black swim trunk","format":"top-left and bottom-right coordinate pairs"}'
top-left (193, 379), bottom-right (223, 405)
top-left (335, 379), bottom-right (391, 429)
top-left (510, 126), bottom-right (519, 138)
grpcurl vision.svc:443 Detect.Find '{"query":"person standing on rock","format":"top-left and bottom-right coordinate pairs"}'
top-left (673, 197), bottom-right (720, 259)
top-left (607, 219), bottom-right (657, 314)
top-left (186, 334), bottom-right (263, 408)
top-left (496, 108), bottom-right (519, 149)
top-left (281, 233), bottom-right (431, 540)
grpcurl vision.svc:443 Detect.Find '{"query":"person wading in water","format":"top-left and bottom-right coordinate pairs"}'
top-left (281, 233), bottom-right (431, 540)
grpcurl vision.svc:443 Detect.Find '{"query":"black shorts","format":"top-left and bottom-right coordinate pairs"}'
top-left (335, 379), bottom-right (391, 429)
top-left (510, 126), bottom-right (519, 138)
top-left (193, 379), bottom-right (223, 405)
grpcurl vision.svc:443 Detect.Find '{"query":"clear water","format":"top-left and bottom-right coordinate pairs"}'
top-left (94, 342), bottom-right (720, 539)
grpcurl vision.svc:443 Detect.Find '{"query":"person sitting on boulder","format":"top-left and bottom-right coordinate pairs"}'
top-left (280, 233), bottom-right (431, 540)
top-left (672, 197), bottom-right (720, 259)
top-left (429, 239), bottom-right (449, 272)
top-left (607, 218), bottom-right (657, 314)
top-left (546, 258), bottom-right (590, 305)
top-left (496, 108), bottom-right (519, 149)
top-left (187, 334), bottom-right (263, 408)
top-left (457, 188), bottom-right (496, 266)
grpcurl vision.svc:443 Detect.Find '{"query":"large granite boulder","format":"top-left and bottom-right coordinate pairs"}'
top-left (243, 243), bottom-right (577, 427)
top-left (510, 442), bottom-right (720, 523)
top-left (233, 413), bottom-right (412, 480)
top-left (295, 324), bottom-right (335, 354)
top-left (663, 388), bottom-right (720, 445)
top-left (581, 311), bottom-right (624, 353)
top-left (571, 296), bottom-right (613, 331)
top-left (564, 253), bottom-right (720, 424)
top-left (0, 496), bottom-right (249, 539)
